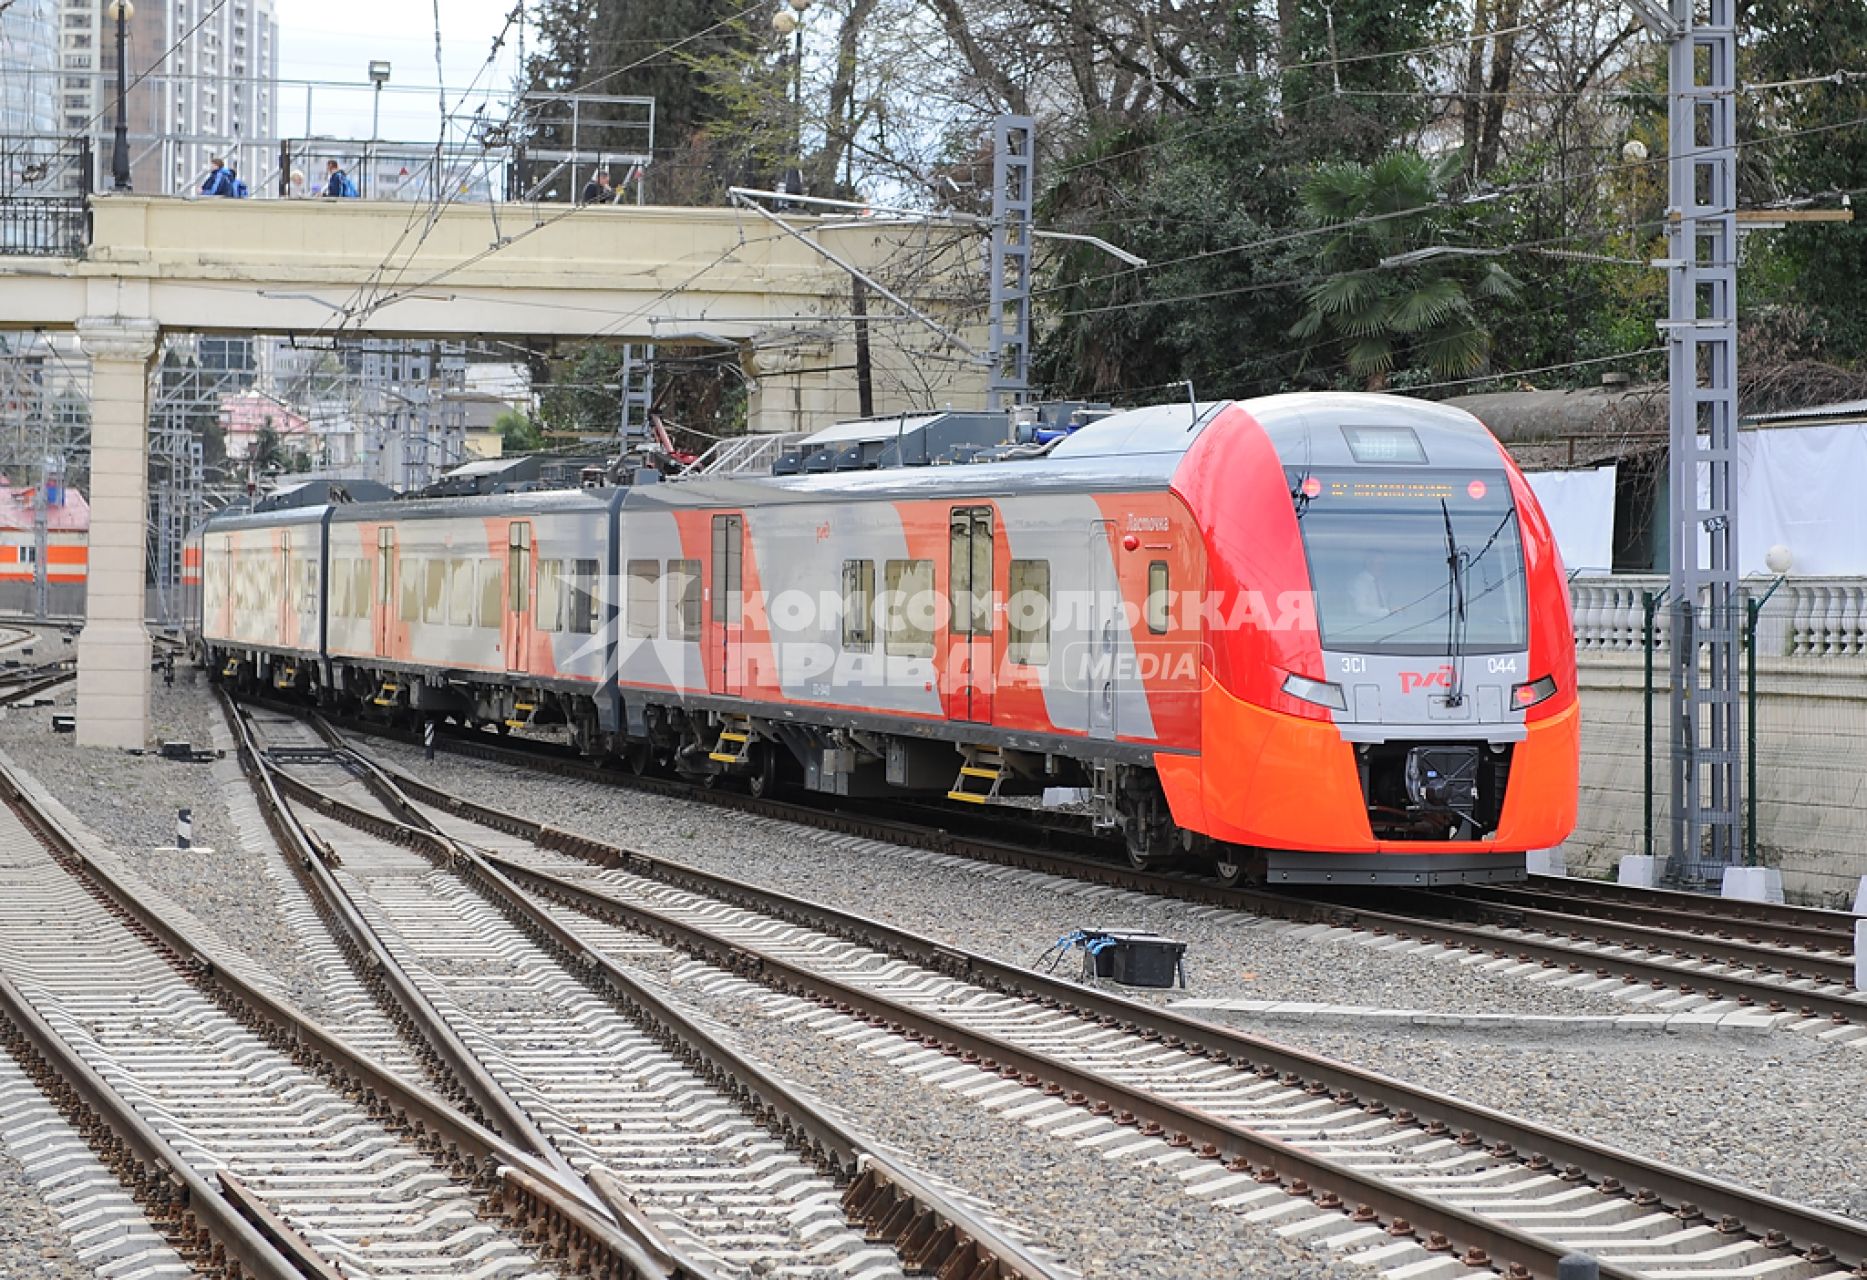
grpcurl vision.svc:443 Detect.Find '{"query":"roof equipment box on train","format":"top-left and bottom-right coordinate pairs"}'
top-left (1088, 931), bottom-right (1188, 989)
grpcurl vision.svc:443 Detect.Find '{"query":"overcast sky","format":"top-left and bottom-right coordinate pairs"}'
top-left (273, 0), bottom-right (525, 147)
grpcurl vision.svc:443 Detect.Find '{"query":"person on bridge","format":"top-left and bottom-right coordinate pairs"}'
top-left (322, 159), bottom-right (360, 199)
top-left (227, 165), bottom-right (249, 199)
top-left (580, 169), bottom-right (616, 204)
top-left (201, 157), bottom-right (233, 198)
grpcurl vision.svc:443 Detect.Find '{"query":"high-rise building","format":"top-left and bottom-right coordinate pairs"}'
top-left (65, 0), bottom-right (277, 194)
top-left (0, 0), bottom-right (60, 136)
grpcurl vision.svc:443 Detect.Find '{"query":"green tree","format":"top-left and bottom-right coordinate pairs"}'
top-left (250, 422), bottom-right (290, 474)
top-left (496, 409), bottom-right (544, 452)
top-left (1288, 150), bottom-right (1522, 387)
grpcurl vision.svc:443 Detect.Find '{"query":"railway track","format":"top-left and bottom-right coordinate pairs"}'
top-left (0, 759), bottom-right (655, 1280)
top-left (287, 704), bottom-right (1867, 1280)
top-left (226, 700), bottom-right (1068, 1280)
top-left (315, 714), bottom-right (1867, 1035)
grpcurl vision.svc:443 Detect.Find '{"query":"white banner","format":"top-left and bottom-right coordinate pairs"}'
top-left (1737, 425), bottom-right (1867, 575)
top-left (1524, 465), bottom-right (1617, 577)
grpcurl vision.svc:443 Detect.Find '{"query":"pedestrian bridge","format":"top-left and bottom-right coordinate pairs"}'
top-left (0, 193), bottom-right (987, 749)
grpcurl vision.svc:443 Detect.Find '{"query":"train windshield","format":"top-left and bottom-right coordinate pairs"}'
top-left (1291, 468), bottom-right (1528, 655)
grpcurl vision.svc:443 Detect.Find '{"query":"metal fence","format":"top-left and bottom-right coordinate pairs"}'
top-left (0, 136), bottom-right (91, 256)
top-left (1567, 574), bottom-right (1867, 903)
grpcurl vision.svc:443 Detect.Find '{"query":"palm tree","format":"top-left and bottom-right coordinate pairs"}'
top-left (1290, 150), bottom-right (1522, 388)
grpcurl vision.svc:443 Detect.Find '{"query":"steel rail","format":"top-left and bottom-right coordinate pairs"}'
top-left (218, 693), bottom-right (596, 1200)
top-left (269, 722), bottom-right (1079, 1280)
top-left (1419, 887), bottom-right (1856, 986)
top-left (351, 714), bottom-right (1867, 1024)
top-left (0, 756), bottom-right (690, 1280)
top-left (323, 734), bottom-right (1867, 1280)
top-left (0, 971), bottom-right (305, 1280)
top-left (0, 669), bottom-right (74, 706)
top-left (1515, 875), bottom-right (1859, 941)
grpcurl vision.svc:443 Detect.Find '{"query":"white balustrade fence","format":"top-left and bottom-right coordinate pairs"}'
top-left (1568, 575), bottom-right (1867, 659)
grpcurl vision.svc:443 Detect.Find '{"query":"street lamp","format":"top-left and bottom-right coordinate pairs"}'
top-left (108, 0), bottom-right (134, 192)
top-left (367, 60), bottom-right (391, 200)
top-left (771, 0), bottom-right (810, 197)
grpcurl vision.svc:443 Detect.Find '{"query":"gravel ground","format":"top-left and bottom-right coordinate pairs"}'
top-left (0, 669), bottom-right (321, 1007)
top-left (0, 1131), bottom-right (92, 1280)
top-left (363, 734), bottom-right (1641, 1019)
top-left (1254, 1020), bottom-right (1867, 1224)
top-left (621, 947), bottom-right (1375, 1280)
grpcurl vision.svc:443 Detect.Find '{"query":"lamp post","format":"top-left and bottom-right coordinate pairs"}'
top-left (367, 60), bottom-right (391, 199)
top-left (108, 0), bottom-right (134, 192)
top-left (770, 0), bottom-right (810, 196)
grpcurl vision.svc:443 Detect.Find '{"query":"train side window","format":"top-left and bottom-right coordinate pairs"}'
top-left (1008, 559), bottom-right (1051, 665)
top-left (570, 559), bottom-right (600, 635)
top-left (477, 560), bottom-right (502, 628)
top-left (448, 559), bottom-right (474, 626)
top-left (1146, 561), bottom-right (1170, 634)
top-left (421, 560), bottom-right (445, 624)
top-left (398, 557), bottom-right (421, 623)
top-left (666, 559), bottom-right (702, 640)
top-left (536, 559), bottom-right (563, 632)
top-left (842, 559), bottom-right (874, 650)
top-left (354, 559), bottom-right (373, 618)
top-left (625, 560), bottom-right (659, 638)
top-left (330, 560), bottom-right (350, 618)
top-left (883, 558), bottom-right (934, 658)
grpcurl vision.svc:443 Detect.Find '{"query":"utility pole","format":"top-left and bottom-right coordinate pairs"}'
top-left (986, 115), bottom-right (1035, 411)
top-left (1629, 0), bottom-right (1741, 884)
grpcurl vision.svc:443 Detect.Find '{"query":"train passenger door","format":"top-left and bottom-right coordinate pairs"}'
top-left (373, 528), bottom-right (395, 658)
top-left (708, 514), bottom-right (744, 696)
top-left (1086, 520), bottom-right (1118, 740)
top-left (504, 522), bottom-right (532, 673)
top-left (947, 506), bottom-right (995, 722)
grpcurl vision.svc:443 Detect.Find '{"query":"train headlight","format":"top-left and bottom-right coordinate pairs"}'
top-left (1281, 671), bottom-right (1347, 711)
top-left (1511, 674), bottom-right (1558, 710)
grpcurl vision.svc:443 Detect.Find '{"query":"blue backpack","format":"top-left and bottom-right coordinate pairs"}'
top-left (232, 177), bottom-right (248, 198)
top-left (337, 171), bottom-right (359, 198)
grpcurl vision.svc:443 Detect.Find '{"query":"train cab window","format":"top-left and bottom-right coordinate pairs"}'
top-left (398, 558), bottom-right (421, 623)
top-left (1008, 559), bottom-right (1051, 665)
top-left (625, 560), bottom-right (660, 638)
top-left (841, 559), bottom-right (874, 650)
top-left (569, 559), bottom-right (600, 635)
top-left (477, 560), bottom-right (502, 628)
top-left (422, 560), bottom-right (446, 624)
top-left (536, 559), bottom-right (564, 632)
top-left (1146, 562), bottom-right (1170, 634)
top-left (667, 559), bottom-right (702, 641)
top-left (448, 559), bottom-right (474, 626)
top-left (883, 559), bottom-right (934, 658)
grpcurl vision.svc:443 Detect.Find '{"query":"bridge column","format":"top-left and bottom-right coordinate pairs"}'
top-left (75, 317), bottom-right (159, 749)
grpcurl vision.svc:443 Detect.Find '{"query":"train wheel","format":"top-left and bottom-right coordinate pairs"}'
top-left (746, 745), bottom-right (779, 800)
top-left (1211, 845), bottom-right (1264, 888)
top-left (625, 741), bottom-right (654, 777)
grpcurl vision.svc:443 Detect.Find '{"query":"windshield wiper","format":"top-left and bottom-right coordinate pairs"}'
top-left (1440, 499), bottom-right (1468, 707)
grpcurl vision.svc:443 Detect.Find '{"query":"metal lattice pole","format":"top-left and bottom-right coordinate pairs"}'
top-left (620, 344), bottom-right (655, 448)
top-left (986, 115), bottom-right (1035, 411)
top-left (1637, 0), bottom-right (1742, 882)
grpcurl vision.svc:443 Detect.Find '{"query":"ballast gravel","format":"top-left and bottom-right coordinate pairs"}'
top-left (361, 734), bottom-right (1640, 1020)
top-left (618, 946), bottom-right (1372, 1280)
top-left (0, 668), bottom-right (327, 1011)
top-left (0, 1136), bottom-right (93, 1280)
top-left (1251, 1021), bottom-right (1867, 1225)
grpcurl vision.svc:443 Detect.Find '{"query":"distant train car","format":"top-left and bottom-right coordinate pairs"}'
top-left (198, 392), bottom-right (1579, 886)
top-left (0, 482), bottom-right (88, 615)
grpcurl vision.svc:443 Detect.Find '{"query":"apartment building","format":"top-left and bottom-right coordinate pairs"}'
top-left (65, 0), bottom-right (277, 194)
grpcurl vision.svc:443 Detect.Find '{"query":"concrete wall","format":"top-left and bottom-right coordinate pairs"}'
top-left (1559, 650), bottom-right (1867, 907)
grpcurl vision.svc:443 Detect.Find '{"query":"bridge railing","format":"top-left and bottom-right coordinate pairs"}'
top-left (1568, 574), bottom-right (1867, 658)
top-left (0, 136), bottom-right (92, 257)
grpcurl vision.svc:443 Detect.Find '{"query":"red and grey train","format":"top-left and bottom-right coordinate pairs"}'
top-left (198, 392), bottom-right (1579, 885)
